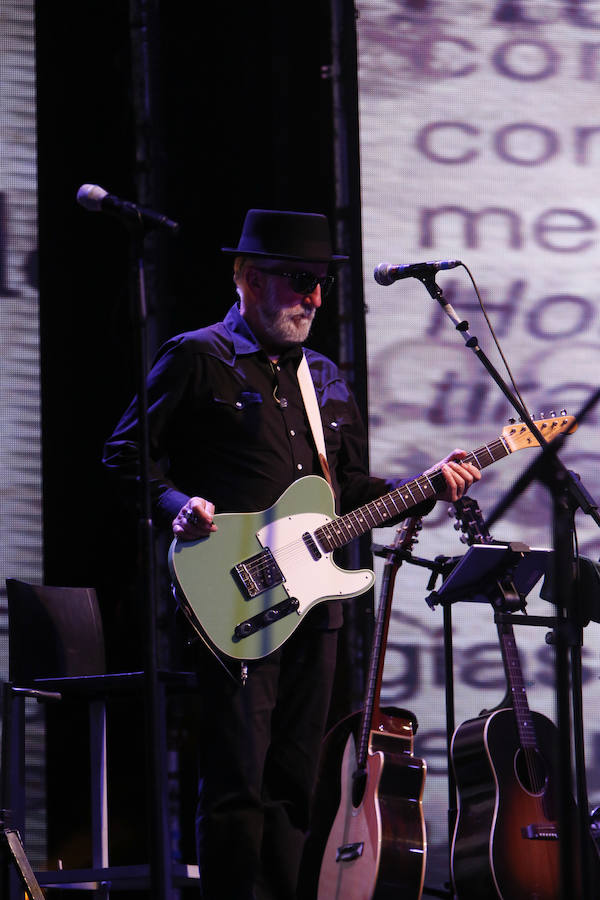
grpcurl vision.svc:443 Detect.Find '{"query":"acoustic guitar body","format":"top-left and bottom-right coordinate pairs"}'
top-left (299, 707), bottom-right (424, 900)
top-left (317, 721), bottom-right (426, 900)
top-left (451, 707), bottom-right (572, 900)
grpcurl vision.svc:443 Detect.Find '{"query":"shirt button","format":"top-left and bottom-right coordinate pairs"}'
top-left (290, 429), bottom-right (296, 437)
top-left (235, 401), bottom-right (243, 409)
top-left (280, 398), bottom-right (288, 408)
top-left (297, 463), bottom-right (303, 470)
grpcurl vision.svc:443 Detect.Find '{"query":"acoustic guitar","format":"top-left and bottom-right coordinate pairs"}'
top-left (449, 496), bottom-right (592, 899)
top-left (169, 415), bottom-right (577, 661)
top-left (317, 517), bottom-right (427, 900)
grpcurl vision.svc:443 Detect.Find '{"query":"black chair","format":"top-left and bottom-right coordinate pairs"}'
top-left (1, 578), bottom-right (201, 897)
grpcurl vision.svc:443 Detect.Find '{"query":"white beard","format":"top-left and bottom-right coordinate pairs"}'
top-left (257, 284), bottom-right (316, 348)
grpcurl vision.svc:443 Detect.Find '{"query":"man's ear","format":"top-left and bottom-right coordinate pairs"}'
top-left (245, 263), bottom-right (262, 293)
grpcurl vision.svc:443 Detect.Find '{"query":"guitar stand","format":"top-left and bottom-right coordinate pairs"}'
top-left (0, 825), bottom-right (45, 900)
top-left (0, 683), bottom-right (58, 900)
top-left (427, 542), bottom-right (599, 900)
top-left (372, 541), bottom-right (458, 899)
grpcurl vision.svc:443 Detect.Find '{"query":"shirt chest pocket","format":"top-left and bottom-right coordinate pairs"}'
top-left (210, 390), bottom-right (264, 436)
top-left (322, 411), bottom-right (346, 455)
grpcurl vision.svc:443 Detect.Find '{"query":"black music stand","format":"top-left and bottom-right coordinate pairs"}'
top-left (426, 541), bottom-right (550, 610)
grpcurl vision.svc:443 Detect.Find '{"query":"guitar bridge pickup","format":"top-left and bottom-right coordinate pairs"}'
top-left (521, 824), bottom-right (558, 841)
top-left (233, 596), bottom-right (300, 642)
top-left (335, 841), bottom-right (364, 862)
top-left (233, 547), bottom-right (284, 599)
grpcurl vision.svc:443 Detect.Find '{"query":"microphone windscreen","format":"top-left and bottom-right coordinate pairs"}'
top-left (76, 183), bottom-right (108, 211)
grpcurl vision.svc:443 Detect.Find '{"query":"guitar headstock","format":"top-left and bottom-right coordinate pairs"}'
top-left (451, 496), bottom-right (493, 545)
top-left (502, 411), bottom-right (577, 453)
top-left (392, 515), bottom-right (422, 553)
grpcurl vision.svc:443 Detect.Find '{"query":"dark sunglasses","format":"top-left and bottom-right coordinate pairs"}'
top-left (254, 267), bottom-right (335, 298)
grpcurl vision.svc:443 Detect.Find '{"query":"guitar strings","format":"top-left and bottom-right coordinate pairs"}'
top-left (245, 434), bottom-right (511, 582)
top-left (243, 428), bottom-right (561, 582)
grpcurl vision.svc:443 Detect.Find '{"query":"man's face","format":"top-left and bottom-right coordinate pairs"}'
top-left (249, 261), bottom-right (330, 352)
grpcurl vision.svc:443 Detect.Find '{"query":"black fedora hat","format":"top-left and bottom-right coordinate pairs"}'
top-left (221, 209), bottom-right (349, 263)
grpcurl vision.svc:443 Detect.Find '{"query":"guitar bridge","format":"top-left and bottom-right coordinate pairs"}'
top-left (335, 841), bottom-right (364, 862)
top-left (233, 596), bottom-right (300, 642)
top-left (233, 547), bottom-right (284, 599)
top-left (521, 824), bottom-right (558, 841)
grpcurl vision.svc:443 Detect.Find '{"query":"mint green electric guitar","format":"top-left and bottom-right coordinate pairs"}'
top-left (168, 415), bottom-right (575, 661)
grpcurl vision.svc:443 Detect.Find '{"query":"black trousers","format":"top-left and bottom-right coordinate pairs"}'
top-left (194, 623), bottom-right (339, 900)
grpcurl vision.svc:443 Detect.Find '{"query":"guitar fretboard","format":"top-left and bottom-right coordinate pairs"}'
top-left (357, 558), bottom-right (395, 769)
top-left (499, 624), bottom-right (537, 750)
top-left (315, 438), bottom-right (509, 554)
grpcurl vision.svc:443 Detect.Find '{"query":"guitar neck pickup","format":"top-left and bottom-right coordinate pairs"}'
top-left (233, 547), bottom-right (285, 599)
top-left (302, 531), bottom-right (322, 560)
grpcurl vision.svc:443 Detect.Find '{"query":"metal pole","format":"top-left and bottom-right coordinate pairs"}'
top-left (127, 5), bottom-right (171, 895)
top-left (329, 0), bottom-right (372, 703)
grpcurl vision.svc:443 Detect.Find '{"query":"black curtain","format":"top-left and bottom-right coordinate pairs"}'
top-left (36, 0), bottom-right (340, 663)
top-left (36, 0), bottom-right (364, 870)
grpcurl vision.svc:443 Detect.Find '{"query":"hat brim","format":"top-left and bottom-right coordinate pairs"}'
top-left (221, 246), bottom-right (349, 263)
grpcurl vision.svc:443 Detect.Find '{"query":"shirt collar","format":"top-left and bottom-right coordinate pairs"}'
top-left (224, 303), bottom-right (262, 355)
top-left (224, 302), bottom-right (304, 365)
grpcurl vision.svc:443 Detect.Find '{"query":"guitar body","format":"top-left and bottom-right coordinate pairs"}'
top-left (451, 707), bottom-right (572, 899)
top-left (168, 416), bottom-right (576, 660)
top-left (318, 725), bottom-right (426, 900)
top-left (169, 475), bottom-right (374, 659)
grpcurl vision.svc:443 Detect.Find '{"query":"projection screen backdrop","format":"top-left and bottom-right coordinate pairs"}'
top-left (358, 0), bottom-right (600, 884)
top-left (0, 0), bottom-right (42, 861)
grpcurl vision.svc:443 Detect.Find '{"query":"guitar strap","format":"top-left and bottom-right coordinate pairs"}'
top-left (297, 352), bottom-right (334, 494)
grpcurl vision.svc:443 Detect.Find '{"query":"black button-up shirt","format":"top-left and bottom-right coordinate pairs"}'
top-left (103, 304), bottom-right (432, 627)
top-left (103, 303), bottom-right (417, 520)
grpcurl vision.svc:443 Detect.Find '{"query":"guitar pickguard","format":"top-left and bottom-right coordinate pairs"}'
top-left (169, 476), bottom-right (374, 660)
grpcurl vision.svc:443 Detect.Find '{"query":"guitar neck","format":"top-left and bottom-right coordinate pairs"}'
top-left (355, 517), bottom-right (421, 769)
top-left (356, 556), bottom-right (397, 769)
top-left (315, 438), bottom-right (509, 553)
top-left (498, 622), bottom-right (537, 749)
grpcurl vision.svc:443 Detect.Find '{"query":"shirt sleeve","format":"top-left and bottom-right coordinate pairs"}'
top-left (102, 336), bottom-right (197, 526)
top-left (316, 360), bottom-right (435, 521)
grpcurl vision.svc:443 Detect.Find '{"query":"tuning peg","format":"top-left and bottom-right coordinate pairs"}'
top-left (538, 411), bottom-right (545, 419)
top-left (560, 408), bottom-right (567, 416)
top-left (549, 410), bottom-right (556, 417)
top-left (507, 417), bottom-right (516, 424)
top-left (459, 534), bottom-right (469, 544)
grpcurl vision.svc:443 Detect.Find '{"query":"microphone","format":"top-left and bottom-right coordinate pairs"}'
top-left (374, 259), bottom-right (461, 286)
top-left (76, 184), bottom-right (180, 234)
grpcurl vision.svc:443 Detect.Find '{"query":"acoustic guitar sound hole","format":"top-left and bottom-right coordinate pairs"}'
top-left (514, 747), bottom-right (548, 795)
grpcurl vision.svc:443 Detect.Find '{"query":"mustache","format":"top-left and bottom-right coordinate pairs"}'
top-left (287, 307), bottom-right (315, 319)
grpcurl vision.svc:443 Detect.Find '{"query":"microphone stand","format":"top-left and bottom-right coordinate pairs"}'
top-left (416, 270), bottom-right (600, 899)
top-left (126, 222), bottom-right (171, 900)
